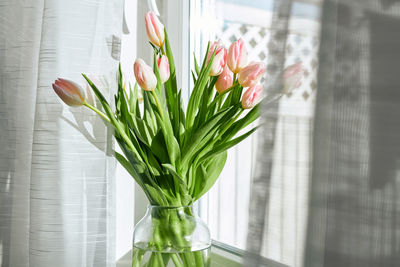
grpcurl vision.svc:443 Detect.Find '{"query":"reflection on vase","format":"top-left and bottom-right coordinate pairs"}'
top-left (132, 205), bottom-right (211, 267)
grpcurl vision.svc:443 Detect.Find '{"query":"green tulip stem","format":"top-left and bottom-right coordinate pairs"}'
top-left (206, 109), bottom-right (244, 150)
top-left (151, 90), bottom-right (164, 120)
top-left (160, 46), bottom-right (166, 55)
top-left (84, 102), bottom-right (110, 123)
top-left (221, 109), bottom-right (243, 137)
top-left (122, 85), bottom-right (130, 103)
top-left (233, 73), bottom-right (237, 83)
top-left (171, 254), bottom-right (184, 267)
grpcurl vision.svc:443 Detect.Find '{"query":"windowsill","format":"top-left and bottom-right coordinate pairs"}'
top-left (115, 244), bottom-right (240, 267)
top-left (116, 240), bottom-right (289, 267)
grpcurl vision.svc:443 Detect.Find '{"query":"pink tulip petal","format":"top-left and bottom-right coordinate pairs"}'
top-left (207, 41), bottom-right (227, 76)
top-left (241, 84), bottom-right (263, 109)
top-left (238, 62), bottom-right (266, 87)
top-left (157, 55), bottom-right (170, 83)
top-left (52, 81), bottom-right (85, 107)
top-left (227, 38), bottom-right (247, 73)
top-left (282, 61), bottom-right (304, 93)
top-left (145, 12), bottom-right (165, 47)
top-left (216, 65), bottom-right (233, 93)
top-left (134, 58), bottom-right (157, 91)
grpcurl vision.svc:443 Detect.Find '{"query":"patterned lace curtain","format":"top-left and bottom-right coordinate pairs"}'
top-left (246, 0), bottom-right (400, 266)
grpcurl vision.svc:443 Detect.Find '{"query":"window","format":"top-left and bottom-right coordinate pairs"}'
top-left (117, 0), bottom-right (321, 264)
top-left (192, 0), bottom-right (272, 249)
top-left (190, 0), bottom-right (321, 259)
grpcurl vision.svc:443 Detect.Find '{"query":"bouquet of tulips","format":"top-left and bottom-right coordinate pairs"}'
top-left (52, 11), bottom-right (303, 267)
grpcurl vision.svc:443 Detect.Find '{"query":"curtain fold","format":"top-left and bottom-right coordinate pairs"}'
top-left (246, 0), bottom-right (400, 266)
top-left (306, 1), bottom-right (400, 266)
top-left (245, 1), bottom-right (294, 266)
top-left (0, 1), bottom-right (123, 266)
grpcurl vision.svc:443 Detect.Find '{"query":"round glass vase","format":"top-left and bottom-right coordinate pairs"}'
top-left (132, 205), bottom-right (211, 267)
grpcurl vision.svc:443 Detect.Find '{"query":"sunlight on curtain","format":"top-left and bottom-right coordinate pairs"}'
top-left (247, 0), bottom-right (400, 267)
top-left (243, 1), bottom-right (321, 266)
top-left (0, 1), bottom-right (123, 266)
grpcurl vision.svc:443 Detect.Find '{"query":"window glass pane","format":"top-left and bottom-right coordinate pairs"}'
top-left (192, 0), bottom-right (273, 250)
top-left (191, 0), bottom-right (321, 252)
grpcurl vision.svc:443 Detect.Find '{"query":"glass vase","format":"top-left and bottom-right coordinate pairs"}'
top-left (132, 205), bottom-right (211, 267)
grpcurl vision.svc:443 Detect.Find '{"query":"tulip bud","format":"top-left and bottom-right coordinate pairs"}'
top-left (282, 61), bottom-right (304, 94)
top-left (227, 38), bottom-right (247, 73)
top-left (241, 84), bottom-right (263, 109)
top-left (238, 62), bottom-right (266, 88)
top-left (134, 58), bottom-right (157, 91)
top-left (206, 41), bottom-right (227, 76)
top-left (52, 78), bottom-right (86, 107)
top-left (157, 55), bottom-right (170, 83)
top-left (215, 65), bottom-right (233, 94)
top-left (145, 12), bottom-right (165, 47)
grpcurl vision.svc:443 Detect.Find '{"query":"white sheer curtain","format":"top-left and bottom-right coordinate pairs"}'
top-left (0, 0), bottom-right (123, 266)
top-left (246, 0), bottom-right (400, 267)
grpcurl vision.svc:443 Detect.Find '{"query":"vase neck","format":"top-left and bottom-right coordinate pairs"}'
top-left (146, 205), bottom-right (194, 213)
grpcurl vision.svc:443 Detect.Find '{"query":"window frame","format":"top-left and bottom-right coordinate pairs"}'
top-left (118, 0), bottom-right (321, 264)
top-left (129, 0), bottom-right (251, 257)
top-left (118, 0), bottom-right (251, 261)
top-left (131, 0), bottom-right (192, 225)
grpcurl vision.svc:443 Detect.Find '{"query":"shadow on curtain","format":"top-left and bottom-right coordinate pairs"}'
top-left (0, 1), bottom-right (123, 266)
top-left (246, 0), bottom-right (400, 266)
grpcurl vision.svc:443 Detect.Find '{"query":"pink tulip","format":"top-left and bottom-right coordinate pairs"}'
top-left (227, 38), bottom-right (247, 73)
top-left (52, 78), bottom-right (85, 107)
top-left (282, 61), bottom-right (304, 93)
top-left (206, 41), bottom-right (227, 76)
top-left (145, 12), bottom-right (165, 47)
top-left (157, 55), bottom-right (170, 83)
top-left (134, 58), bottom-right (157, 91)
top-left (241, 84), bottom-right (263, 109)
top-left (215, 65), bottom-right (233, 94)
top-left (238, 62), bottom-right (266, 88)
